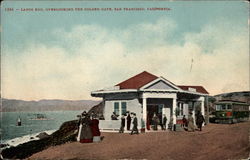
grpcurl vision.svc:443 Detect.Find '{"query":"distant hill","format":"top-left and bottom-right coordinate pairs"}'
top-left (1, 98), bottom-right (101, 112)
top-left (214, 91), bottom-right (250, 104)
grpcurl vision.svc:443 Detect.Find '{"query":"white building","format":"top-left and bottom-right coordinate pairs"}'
top-left (91, 71), bottom-right (209, 131)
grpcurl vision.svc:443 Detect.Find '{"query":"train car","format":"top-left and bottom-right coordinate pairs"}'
top-left (214, 100), bottom-right (249, 124)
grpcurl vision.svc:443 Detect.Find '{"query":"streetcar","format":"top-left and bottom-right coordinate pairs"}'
top-left (214, 100), bottom-right (249, 124)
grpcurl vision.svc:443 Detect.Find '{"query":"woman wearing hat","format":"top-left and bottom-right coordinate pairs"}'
top-left (90, 114), bottom-right (101, 142)
top-left (77, 111), bottom-right (93, 143)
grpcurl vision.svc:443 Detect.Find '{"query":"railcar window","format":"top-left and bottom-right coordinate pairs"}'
top-left (240, 106), bottom-right (243, 111)
top-left (227, 105), bottom-right (232, 110)
top-left (216, 105), bottom-right (221, 111)
top-left (240, 106), bottom-right (244, 111)
top-left (221, 104), bottom-right (226, 110)
top-left (234, 105), bottom-right (239, 111)
top-left (244, 106), bottom-right (248, 111)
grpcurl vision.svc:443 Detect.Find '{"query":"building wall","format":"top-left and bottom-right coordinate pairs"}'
top-left (102, 93), bottom-right (142, 129)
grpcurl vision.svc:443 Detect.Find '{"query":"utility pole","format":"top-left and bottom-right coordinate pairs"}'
top-left (206, 96), bottom-right (209, 124)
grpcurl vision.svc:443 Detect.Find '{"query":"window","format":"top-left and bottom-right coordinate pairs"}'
top-left (181, 103), bottom-right (184, 115)
top-left (158, 104), bottom-right (164, 114)
top-left (221, 104), bottom-right (226, 110)
top-left (245, 106), bottom-right (249, 111)
top-left (121, 102), bottom-right (127, 115)
top-left (188, 102), bottom-right (194, 110)
top-left (114, 102), bottom-right (119, 116)
top-left (216, 105), bottom-right (221, 111)
top-left (227, 105), bottom-right (232, 110)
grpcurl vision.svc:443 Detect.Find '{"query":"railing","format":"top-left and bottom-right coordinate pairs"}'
top-left (99, 120), bottom-right (120, 130)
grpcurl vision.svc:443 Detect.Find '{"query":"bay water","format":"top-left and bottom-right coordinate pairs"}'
top-left (0, 110), bottom-right (82, 142)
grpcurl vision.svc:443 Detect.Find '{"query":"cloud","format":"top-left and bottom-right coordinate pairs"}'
top-left (2, 17), bottom-right (249, 100)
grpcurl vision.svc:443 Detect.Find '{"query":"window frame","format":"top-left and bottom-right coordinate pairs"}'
top-left (114, 102), bottom-right (120, 116)
top-left (121, 102), bottom-right (127, 115)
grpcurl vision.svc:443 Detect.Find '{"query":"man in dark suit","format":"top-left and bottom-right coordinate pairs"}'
top-left (130, 113), bottom-right (139, 135)
top-left (162, 114), bottom-right (167, 130)
top-left (196, 111), bottom-right (205, 131)
top-left (119, 114), bottom-right (126, 133)
top-left (126, 111), bottom-right (131, 130)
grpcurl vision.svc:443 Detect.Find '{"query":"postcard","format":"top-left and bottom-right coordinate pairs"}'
top-left (1, 1), bottom-right (249, 160)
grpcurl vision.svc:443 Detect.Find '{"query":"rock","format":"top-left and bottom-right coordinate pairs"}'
top-left (88, 102), bottom-right (105, 119)
top-left (2, 120), bottom-right (78, 159)
top-left (36, 132), bottom-right (49, 139)
top-left (0, 144), bottom-right (9, 148)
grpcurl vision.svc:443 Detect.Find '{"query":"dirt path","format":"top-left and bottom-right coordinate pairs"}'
top-left (28, 122), bottom-right (250, 160)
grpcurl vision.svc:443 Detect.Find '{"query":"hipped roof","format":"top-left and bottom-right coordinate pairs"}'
top-left (115, 71), bottom-right (209, 94)
top-left (116, 71), bottom-right (158, 89)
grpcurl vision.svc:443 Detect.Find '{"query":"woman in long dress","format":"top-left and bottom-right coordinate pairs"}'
top-left (77, 111), bottom-right (93, 143)
top-left (188, 112), bottom-right (195, 132)
top-left (77, 114), bottom-right (82, 142)
top-left (152, 113), bottom-right (159, 130)
top-left (91, 114), bottom-right (101, 142)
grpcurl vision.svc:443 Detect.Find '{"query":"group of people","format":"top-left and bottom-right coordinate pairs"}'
top-left (111, 111), bottom-right (139, 135)
top-left (147, 111), bottom-right (205, 132)
top-left (111, 110), bottom-right (205, 134)
top-left (77, 111), bottom-right (101, 143)
top-left (150, 113), bottom-right (168, 131)
top-left (183, 111), bottom-right (205, 132)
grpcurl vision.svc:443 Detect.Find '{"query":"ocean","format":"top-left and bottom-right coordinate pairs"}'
top-left (0, 110), bottom-right (82, 142)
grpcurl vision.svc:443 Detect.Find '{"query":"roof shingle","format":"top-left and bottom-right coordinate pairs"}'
top-left (177, 85), bottom-right (209, 94)
top-left (116, 71), bottom-right (158, 89)
top-left (115, 71), bottom-right (209, 94)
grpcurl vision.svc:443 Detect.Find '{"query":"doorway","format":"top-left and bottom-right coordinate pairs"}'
top-left (147, 104), bottom-right (163, 125)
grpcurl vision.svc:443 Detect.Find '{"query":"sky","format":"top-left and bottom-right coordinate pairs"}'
top-left (1, 1), bottom-right (249, 100)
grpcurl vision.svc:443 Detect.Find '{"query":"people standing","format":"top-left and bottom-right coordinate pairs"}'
top-left (90, 111), bottom-right (95, 120)
top-left (187, 112), bottom-right (195, 132)
top-left (182, 115), bottom-right (188, 128)
top-left (119, 114), bottom-right (126, 133)
top-left (146, 111), bottom-right (150, 130)
top-left (168, 116), bottom-right (173, 130)
top-left (196, 111), bottom-right (205, 131)
top-left (90, 114), bottom-right (101, 142)
top-left (111, 112), bottom-right (118, 120)
top-left (158, 114), bottom-right (163, 130)
top-left (152, 113), bottom-right (159, 130)
top-left (126, 111), bottom-right (131, 131)
top-left (78, 111), bottom-right (93, 143)
top-left (162, 114), bottom-right (167, 130)
top-left (130, 113), bottom-right (139, 135)
top-left (76, 112), bottom-right (85, 142)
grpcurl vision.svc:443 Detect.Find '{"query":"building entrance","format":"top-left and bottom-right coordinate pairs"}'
top-left (147, 104), bottom-right (163, 126)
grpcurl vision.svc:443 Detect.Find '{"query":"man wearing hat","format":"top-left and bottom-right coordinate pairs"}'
top-left (130, 113), bottom-right (139, 135)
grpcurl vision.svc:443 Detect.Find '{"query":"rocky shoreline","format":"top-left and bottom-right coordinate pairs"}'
top-left (1, 120), bottom-right (79, 159)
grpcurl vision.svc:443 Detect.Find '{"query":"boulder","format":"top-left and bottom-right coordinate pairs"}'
top-left (36, 132), bottom-right (49, 139)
